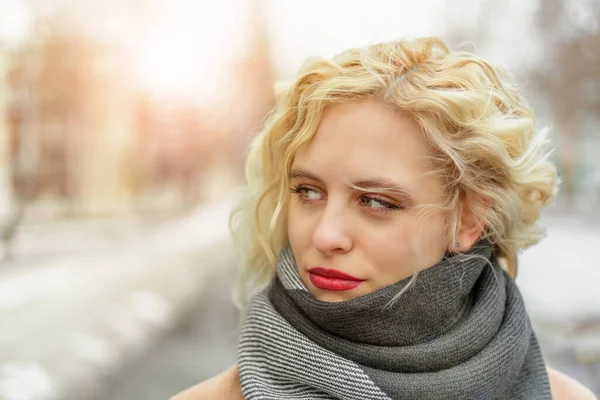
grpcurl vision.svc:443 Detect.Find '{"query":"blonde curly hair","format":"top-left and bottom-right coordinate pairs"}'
top-left (230, 36), bottom-right (558, 307)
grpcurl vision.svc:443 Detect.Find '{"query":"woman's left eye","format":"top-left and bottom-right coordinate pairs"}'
top-left (359, 196), bottom-right (399, 212)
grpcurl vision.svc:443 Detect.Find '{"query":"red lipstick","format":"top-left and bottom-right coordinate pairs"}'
top-left (307, 267), bottom-right (365, 291)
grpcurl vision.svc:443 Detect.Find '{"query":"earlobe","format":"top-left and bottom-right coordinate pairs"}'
top-left (454, 195), bottom-right (493, 252)
top-left (447, 239), bottom-right (466, 253)
top-left (455, 230), bottom-right (482, 251)
top-left (455, 214), bottom-right (487, 251)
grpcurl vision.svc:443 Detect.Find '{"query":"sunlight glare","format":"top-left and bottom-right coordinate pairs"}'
top-left (134, 0), bottom-right (250, 101)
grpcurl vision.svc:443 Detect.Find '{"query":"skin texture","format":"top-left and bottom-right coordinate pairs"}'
top-left (287, 100), bottom-right (482, 302)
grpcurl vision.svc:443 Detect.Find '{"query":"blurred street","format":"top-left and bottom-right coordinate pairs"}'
top-left (105, 257), bottom-right (239, 400)
top-left (0, 200), bottom-right (235, 400)
top-left (517, 212), bottom-right (600, 395)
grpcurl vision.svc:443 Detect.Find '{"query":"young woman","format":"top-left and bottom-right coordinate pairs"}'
top-left (172, 37), bottom-right (597, 399)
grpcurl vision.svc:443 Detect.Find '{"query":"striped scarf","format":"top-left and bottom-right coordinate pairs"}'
top-left (237, 243), bottom-right (552, 399)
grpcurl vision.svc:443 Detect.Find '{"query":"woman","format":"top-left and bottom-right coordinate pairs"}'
top-left (172, 37), bottom-right (597, 399)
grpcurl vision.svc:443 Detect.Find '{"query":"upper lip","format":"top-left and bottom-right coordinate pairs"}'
top-left (307, 267), bottom-right (364, 281)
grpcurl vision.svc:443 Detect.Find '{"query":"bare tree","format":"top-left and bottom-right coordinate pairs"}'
top-left (535, 0), bottom-right (600, 201)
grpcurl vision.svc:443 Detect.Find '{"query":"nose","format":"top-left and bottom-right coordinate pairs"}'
top-left (312, 203), bottom-right (353, 256)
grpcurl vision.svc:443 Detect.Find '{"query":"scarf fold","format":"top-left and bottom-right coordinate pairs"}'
top-left (237, 243), bottom-right (552, 399)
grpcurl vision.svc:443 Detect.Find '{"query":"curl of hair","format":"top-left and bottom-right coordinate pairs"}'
top-left (229, 36), bottom-right (559, 309)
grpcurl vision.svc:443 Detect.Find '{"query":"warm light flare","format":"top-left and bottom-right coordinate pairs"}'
top-left (132, 0), bottom-right (251, 101)
top-left (136, 29), bottom-right (210, 99)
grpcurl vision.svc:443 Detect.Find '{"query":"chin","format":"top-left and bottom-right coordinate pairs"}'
top-left (311, 288), bottom-right (360, 303)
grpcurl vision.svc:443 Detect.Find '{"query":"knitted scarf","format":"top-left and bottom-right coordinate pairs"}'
top-left (237, 242), bottom-right (552, 399)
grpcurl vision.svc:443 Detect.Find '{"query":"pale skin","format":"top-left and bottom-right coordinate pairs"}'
top-left (287, 100), bottom-right (471, 302)
top-left (172, 100), bottom-right (597, 399)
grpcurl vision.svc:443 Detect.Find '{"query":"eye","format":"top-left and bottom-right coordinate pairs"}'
top-left (290, 185), bottom-right (324, 203)
top-left (358, 195), bottom-right (401, 214)
top-left (303, 188), bottom-right (322, 200)
top-left (359, 197), bottom-right (385, 209)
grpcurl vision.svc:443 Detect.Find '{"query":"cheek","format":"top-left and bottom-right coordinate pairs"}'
top-left (366, 222), bottom-right (415, 262)
top-left (364, 214), bottom-right (447, 273)
top-left (407, 214), bottom-right (448, 263)
top-left (287, 202), bottom-right (312, 249)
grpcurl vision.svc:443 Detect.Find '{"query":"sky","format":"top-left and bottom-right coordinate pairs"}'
top-left (262, 0), bottom-right (544, 78)
top-left (263, 0), bottom-right (448, 78)
top-left (0, 0), bottom-right (32, 48)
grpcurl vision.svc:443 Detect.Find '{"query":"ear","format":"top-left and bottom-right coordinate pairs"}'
top-left (452, 195), bottom-right (492, 252)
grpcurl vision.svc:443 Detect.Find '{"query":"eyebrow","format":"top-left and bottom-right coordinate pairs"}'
top-left (289, 168), bottom-right (415, 202)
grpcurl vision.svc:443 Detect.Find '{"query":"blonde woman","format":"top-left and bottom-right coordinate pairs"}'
top-left (172, 37), bottom-right (597, 399)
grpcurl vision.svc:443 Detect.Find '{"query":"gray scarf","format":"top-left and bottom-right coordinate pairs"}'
top-left (237, 242), bottom-right (552, 399)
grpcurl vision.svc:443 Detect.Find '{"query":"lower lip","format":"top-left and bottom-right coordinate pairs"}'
top-left (308, 273), bottom-right (364, 291)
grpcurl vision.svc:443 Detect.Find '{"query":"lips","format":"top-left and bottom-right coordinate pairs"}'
top-left (307, 267), bottom-right (365, 291)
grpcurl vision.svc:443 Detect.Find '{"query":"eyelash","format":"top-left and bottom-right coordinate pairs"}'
top-left (289, 185), bottom-right (403, 215)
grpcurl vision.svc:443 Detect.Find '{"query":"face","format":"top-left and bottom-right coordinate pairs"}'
top-left (287, 99), bottom-right (451, 302)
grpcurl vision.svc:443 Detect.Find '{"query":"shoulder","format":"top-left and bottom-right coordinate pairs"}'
top-left (170, 365), bottom-right (244, 400)
top-left (548, 367), bottom-right (597, 400)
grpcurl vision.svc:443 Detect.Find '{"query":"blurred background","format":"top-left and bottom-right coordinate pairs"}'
top-left (0, 0), bottom-right (598, 399)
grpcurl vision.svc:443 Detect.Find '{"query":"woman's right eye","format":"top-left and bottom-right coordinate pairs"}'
top-left (303, 189), bottom-right (322, 200)
top-left (290, 186), bottom-right (324, 203)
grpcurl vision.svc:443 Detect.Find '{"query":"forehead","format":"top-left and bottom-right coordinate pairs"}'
top-left (292, 100), bottom-right (437, 192)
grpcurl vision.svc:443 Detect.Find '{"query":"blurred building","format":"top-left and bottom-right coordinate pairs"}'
top-left (6, 37), bottom-right (137, 217)
top-left (0, 50), bottom-right (14, 224)
top-left (1, 0), bottom-right (275, 220)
